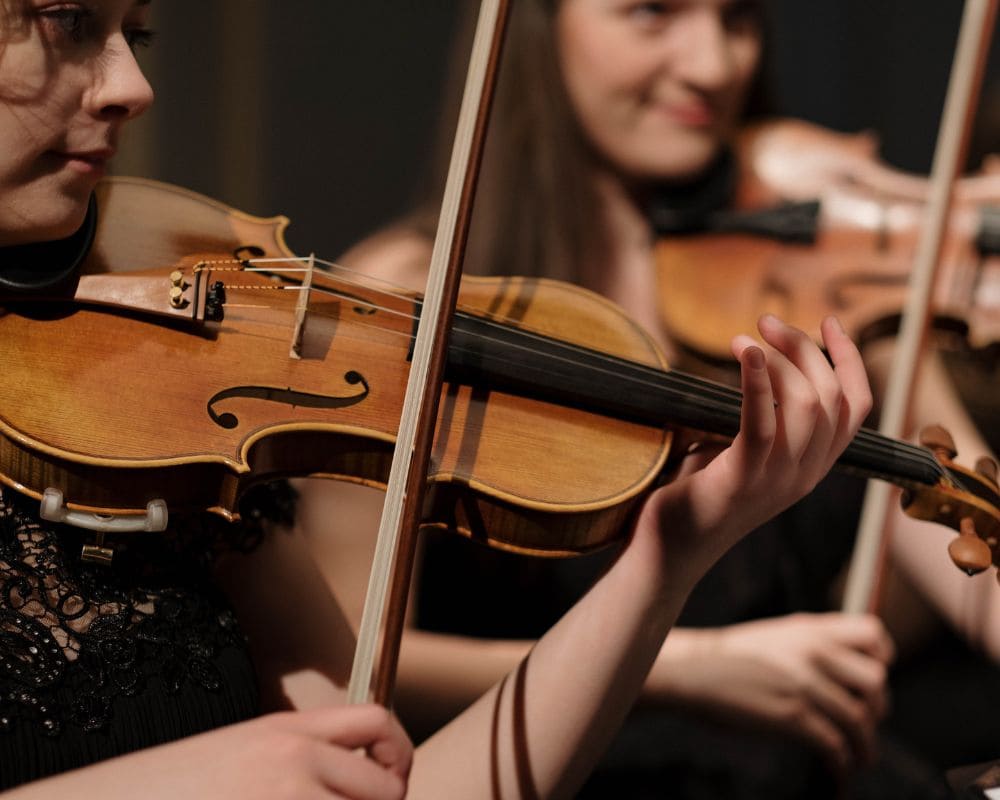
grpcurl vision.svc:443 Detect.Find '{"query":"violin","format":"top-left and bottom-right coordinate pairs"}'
top-left (653, 118), bottom-right (1000, 364)
top-left (2, 177), bottom-right (1000, 578)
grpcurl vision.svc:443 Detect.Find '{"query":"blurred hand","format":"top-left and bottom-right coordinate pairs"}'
top-left (664, 613), bottom-right (894, 773)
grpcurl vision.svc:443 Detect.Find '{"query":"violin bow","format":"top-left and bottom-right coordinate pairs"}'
top-left (347, 0), bottom-right (512, 706)
top-left (842, 0), bottom-right (999, 613)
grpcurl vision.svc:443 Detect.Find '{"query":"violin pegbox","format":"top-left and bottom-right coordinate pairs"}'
top-left (902, 424), bottom-right (1000, 580)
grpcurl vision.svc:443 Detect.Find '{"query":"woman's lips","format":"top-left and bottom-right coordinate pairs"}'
top-left (48, 149), bottom-right (114, 177)
top-left (660, 101), bottom-right (715, 127)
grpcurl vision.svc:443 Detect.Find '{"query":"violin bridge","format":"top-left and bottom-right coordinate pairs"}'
top-left (289, 253), bottom-right (315, 359)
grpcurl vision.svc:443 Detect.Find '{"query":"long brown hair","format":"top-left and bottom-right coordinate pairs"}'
top-left (411, 0), bottom-right (605, 286)
top-left (413, 0), bottom-right (769, 286)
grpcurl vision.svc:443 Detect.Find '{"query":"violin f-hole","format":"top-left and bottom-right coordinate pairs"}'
top-left (206, 374), bottom-right (371, 429)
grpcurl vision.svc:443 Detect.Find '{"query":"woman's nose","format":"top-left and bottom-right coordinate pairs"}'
top-left (671, 8), bottom-right (736, 92)
top-left (86, 37), bottom-right (155, 121)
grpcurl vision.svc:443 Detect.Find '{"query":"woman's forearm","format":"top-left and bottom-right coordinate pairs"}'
top-left (408, 521), bottom-right (687, 800)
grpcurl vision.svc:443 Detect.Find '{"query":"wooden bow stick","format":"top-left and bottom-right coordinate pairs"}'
top-left (842, 0), bottom-right (999, 613)
top-left (347, 0), bottom-right (512, 706)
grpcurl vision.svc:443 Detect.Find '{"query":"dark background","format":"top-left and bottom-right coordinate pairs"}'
top-left (115, 1), bottom-right (1000, 260)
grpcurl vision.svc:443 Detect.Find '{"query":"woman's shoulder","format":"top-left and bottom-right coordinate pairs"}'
top-left (339, 223), bottom-right (433, 291)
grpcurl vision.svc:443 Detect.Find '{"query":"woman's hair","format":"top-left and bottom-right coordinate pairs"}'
top-left (412, 0), bottom-right (770, 286)
top-left (0, 3), bottom-right (59, 103)
top-left (0, 2), bottom-right (16, 58)
top-left (412, 0), bottom-right (604, 285)
top-left (470, 0), bottom-right (607, 284)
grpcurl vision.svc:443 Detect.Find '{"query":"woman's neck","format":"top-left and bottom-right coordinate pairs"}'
top-left (588, 170), bottom-right (675, 355)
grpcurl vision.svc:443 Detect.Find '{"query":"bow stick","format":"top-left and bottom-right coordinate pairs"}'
top-left (347, 0), bottom-right (512, 706)
top-left (842, 0), bottom-right (999, 613)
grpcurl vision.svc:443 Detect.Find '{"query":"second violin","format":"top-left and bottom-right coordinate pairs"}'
top-left (653, 118), bottom-right (1000, 363)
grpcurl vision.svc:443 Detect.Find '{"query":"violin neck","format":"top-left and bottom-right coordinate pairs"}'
top-left (447, 311), bottom-right (946, 492)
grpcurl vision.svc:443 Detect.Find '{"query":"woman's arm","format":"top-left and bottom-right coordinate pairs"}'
top-left (1, 707), bottom-right (411, 800)
top-left (0, 524), bottom-right (413, 800)
top-left (218, 311), bottom-right (871, 799)
top-left (393, 613), bottom-right (891, 772)
top-left (864, 342), bottom-right (1000, 660)
top-left (299, 471), bottom-right (893, 768)
top-left (405, 315), bottom-right (872, 798)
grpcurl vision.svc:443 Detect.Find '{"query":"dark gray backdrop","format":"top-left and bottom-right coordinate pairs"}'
top-left (117, 2), bottom-right (1000, 260)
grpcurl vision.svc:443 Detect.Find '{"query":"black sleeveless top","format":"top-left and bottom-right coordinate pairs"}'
top-left (0, 483), bottom-right (293, 791)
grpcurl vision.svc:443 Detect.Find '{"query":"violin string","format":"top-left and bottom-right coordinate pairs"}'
top-left (229, 257), bottom-right (431, 328)
top-left (221, 258), bottom-right (736, 409)
top-left (241, 256), bottom-right (437, 307)
top-left (212, 258), bottom-right (952, 489)
top-left (444, 312), bottom-right (954, 488)
top-left (233, 261), bottom-right (951, 485)
top-left (224, 258), bottom-right (752, 410)
top-left (244, 258), bottom-right (746, 396)
top-left (239, 261), bottom-right (847, 435)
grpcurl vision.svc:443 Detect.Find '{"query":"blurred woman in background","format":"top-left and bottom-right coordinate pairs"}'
top-left (302, 1), bottom-right (1000, 797)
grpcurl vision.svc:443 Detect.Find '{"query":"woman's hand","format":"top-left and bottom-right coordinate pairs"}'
top-left (400, 316), bottom-right (870, 800)
top-left (6, 705), bottom-right (412, 800)
top-left (652, 614), bottom-right (894, 773)
top-left (637, 315), bottom-right (873, 585)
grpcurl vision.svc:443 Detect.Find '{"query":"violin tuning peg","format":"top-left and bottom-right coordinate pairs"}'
top-left (975, 456), bottom-right (1000, 487)
top-left (949, 517), bottom-right (993, 576)
top-left (920, 424), bottom-right (958, 462)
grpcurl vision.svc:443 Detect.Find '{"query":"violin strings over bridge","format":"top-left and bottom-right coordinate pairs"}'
top-left (187, 255), bottom-right (317, 355)
top-left (289, 253), bottom-right (315, 358)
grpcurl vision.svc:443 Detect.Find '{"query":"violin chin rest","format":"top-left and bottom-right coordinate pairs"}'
top-left (0, 193), bottom-right (96, 293)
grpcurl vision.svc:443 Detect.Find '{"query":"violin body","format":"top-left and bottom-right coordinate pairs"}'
top-left (0, 178), bottom-right (668, 556)
top-left (4, 177), bottom-right (999, 574)
top-left (87, 176), bottom-right (294, 276)
top-left (656, 118), bottom-right (1000, 362)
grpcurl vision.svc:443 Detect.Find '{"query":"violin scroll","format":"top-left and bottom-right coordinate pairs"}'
top-left (903, 425), bottom-right (1000, 579)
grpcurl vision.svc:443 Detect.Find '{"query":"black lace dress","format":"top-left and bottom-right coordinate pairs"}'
top-left (0, 483), bottom-right (292, 791)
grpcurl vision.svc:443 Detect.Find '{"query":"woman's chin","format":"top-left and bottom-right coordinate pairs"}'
top-left (626, 151), bottom-right (721, 186)
top-left (0, 202), bottom-right (89, 248)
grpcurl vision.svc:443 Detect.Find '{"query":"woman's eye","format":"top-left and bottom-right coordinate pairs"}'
top-left (631, 2), bottom-right (670, 19)
top-left (722, 1), bottom-right (762, 34)
top-left (627, 2), bottom-right (674, 31)
top-left (124, 27), bottom-right (155, 51)
top-left (39, 6), bottom-right (92, 43)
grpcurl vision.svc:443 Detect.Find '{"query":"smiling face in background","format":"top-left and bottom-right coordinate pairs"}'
top-left (0, 0), bottom-right (154, 247)
top-left (555, 0), bottom-right (762, 184)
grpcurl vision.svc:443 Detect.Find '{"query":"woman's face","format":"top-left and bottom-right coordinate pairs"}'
top-left (555, 0), bottom-right (762, 183)
top-left (0, 0), bottom-right (153, 247)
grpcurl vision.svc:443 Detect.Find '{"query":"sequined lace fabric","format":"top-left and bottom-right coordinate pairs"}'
top-left (0, 482), bottom-right (294, 788)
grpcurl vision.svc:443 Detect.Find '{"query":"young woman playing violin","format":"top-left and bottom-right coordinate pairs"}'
top-left (0, 1), bottom-right (875, 797)
top-left (300, 0), bottom-right (1000, 796)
